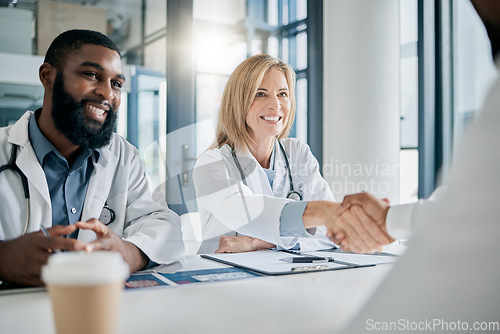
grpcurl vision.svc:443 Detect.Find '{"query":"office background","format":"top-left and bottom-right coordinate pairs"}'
top-left (0, 0), bottom-right (496, 215)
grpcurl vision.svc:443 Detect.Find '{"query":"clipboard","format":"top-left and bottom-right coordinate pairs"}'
top-left (309, 248), bottom-right (399, 266)
top-left (201, 249), bottom-right (370, 275)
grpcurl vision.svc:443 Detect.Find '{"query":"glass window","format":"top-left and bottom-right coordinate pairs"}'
top-left (268, 36), bottom-right (279, 57)
top-left (282, 1), bottom-right (289, 25)
top-left (145, 0), bottom-right (166, 35)
top-left (400, 56), bottom-right (418, 148)
top-left (296, 0), bottom-right (307, 21)
top-left (193, 0), bottom-right (312, 155)
top-left (136, 73), bottom-right (167, 187)
top-left (282, 37), bottom-right (289, 63)
top-left (116, 92), bottom-right (128, 138)
top-left (296, 32), bottom-right (307, 71)
top-left (195, 25), bottom-right (247, 75)
top-left (196, 73), bottom-right (229, 152)
top-left (251, 38), bottom-right (264, 55)
top-left (399, 0), bottom-right (419, 203)
top-left (295, 78), bottom-right (307, 143)
top-left (399, 149), bottom-right (419, 204)
top-left (268, 0), bottom-right (279, 26)
top-left (400, 0), bottom-right (418, 45)
top-left (193, 0), bottom-right (245, 25)
top-left (193, 0), bottom-right (247, 156)
top-left (144, 37), bottom-right (167, 73)
top-left (1, 0), bottom-right (315, 197)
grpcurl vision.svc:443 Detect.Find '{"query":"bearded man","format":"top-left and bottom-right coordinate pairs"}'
top-left (0, 30), bottom-right (184, 287)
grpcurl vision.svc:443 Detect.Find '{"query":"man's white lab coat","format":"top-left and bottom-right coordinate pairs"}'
top-left (0, 111), bottom-right (184, 265)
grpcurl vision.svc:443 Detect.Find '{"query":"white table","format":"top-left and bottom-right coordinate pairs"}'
top-left (0, 247), bottom-right (403, 334)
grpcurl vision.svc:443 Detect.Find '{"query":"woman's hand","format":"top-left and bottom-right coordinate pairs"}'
top-left (302, 200), bottom-right (392, 254)
top-left (215, 236), bottom-right (275, 253)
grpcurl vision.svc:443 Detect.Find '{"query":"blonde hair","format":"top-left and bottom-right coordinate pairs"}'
top-left (211, 54), bottom-right (296, 152)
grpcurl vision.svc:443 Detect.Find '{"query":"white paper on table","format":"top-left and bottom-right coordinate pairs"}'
top-left (305, 250), bottom-right (399, 266)
top-left (201, 249), bottom-right (355, 275)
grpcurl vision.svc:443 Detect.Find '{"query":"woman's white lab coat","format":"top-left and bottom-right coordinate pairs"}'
top-left (193, 137), bottom-right (336, 253)
top-left (0, 111), bottom-right (184, 265)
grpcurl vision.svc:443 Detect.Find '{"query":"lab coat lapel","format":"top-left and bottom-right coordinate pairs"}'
top-left (78, 146), bottom-right (118, 243)
top-left (272, 156), bottom-right (288, 197)
top-left (235, 150), bottom-right (274, 196)
top-left (272, 143), bottom-right (290, 198)
top-left (10, 112), bottom-right (52, 217)
top-left (16, 145), bottom-right (50, 203)
top-left (16, 143), bottom-right (52, 226)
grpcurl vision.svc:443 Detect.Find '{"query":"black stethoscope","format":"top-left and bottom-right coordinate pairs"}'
top-left (99, 201), bottom-right (115, 225)
top-left (231, 139), bottom-right (303, 201)
top-left (0, 144), bottom-right (30, 234)
top-left (0, 144), bottom-right (116, 231)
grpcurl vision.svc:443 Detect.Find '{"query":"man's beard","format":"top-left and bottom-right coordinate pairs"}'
top-left (51, 73), bottom-right (117, 150)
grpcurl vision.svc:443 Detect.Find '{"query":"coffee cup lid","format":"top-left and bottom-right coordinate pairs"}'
top-left (42, 251), bottom-right (129, 286)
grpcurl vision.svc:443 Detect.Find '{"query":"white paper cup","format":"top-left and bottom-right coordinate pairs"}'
top-left (42, 251), bottom-right (129, 334)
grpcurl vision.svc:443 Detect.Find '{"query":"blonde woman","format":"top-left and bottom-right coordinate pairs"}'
top-left (193, 54), bottom-right (389, 254)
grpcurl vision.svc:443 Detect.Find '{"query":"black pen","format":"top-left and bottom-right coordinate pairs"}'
top-left (291, 257), bottom-right (330, 263)
top-left (280, 256), bottom-right (335, 263)
top-left (278, 248), bottom-right (302, 255)
top-left (40, 226), bottom-right (61, 253)
top-left (278, 249), bottom-right (334, 262)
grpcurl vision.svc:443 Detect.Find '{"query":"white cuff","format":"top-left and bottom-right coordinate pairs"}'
top-left (386, 203), bottom-right (416, 240)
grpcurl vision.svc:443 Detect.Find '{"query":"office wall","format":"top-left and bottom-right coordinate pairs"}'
top-left (323, 0), bottom-right (400, 203)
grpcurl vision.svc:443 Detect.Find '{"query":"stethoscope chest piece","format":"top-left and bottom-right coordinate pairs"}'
top-left (99, 202), bottom-right (115, 225)
top-left (287, 190), bottom-right (303, 201)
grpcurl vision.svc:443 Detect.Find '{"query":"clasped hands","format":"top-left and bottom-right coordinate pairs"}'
top-left (326, 192), bottom-right (394, 254)
top-left (216, 192), bottom-right (394, 254)
top-left (0, 219), bottom-right (145, 287)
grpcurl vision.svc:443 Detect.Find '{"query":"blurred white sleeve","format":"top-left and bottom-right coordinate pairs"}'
top-left (386, 186), bottom-right (447, 239)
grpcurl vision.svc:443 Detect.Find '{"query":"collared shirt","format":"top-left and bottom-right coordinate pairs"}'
top-left (262, 163), bottom-right (310, 239)
top-left (28, 110), bottom-right (98, 238)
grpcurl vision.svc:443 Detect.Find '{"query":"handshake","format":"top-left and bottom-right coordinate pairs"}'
top-left (323, 192), bottom-right (394, 254)
top-left (216, 192), bottom-right (394, 254)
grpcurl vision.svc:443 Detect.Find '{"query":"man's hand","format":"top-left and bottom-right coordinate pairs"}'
top-left (215, 236), bottom-right (275, 253)
top-left (302, 201), bottom-right (391, 254)
top-left (76, 219), bottom-right (148, 274)
top-left (334, 192), bottom-right (394, 252)
top-left (0, 225), bottom-right (84, 286)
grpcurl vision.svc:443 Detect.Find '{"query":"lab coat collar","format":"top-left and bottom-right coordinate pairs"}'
top-left (9, 111), bottom-right (51, 210)
top-left (225, 144), bottom-right (274, 197)
top-left (271, 139), bottom-right (290, 195)
top-left (78, 135), bottom-right (119, 243)
top-left (8, 110), bottom-right (32, 148)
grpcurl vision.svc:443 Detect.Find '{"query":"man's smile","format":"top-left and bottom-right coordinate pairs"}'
top-left (84, 102), bottom-right (109, 123)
